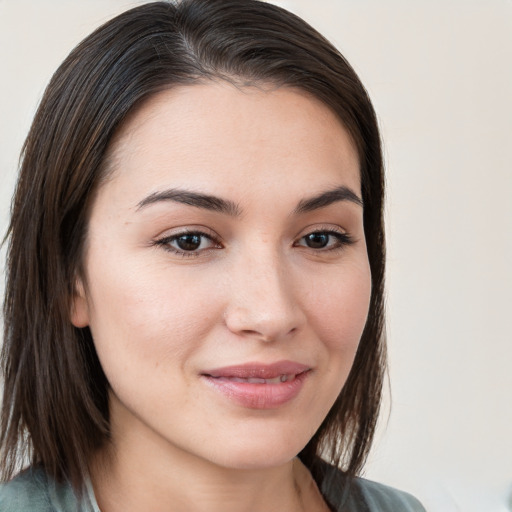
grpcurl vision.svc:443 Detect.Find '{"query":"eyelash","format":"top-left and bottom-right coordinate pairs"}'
top-left (293, 229), bottom-right (354, 252)
top-left (154, 228), bottom-right (354, 258)
top-left (154, 229), bottom-right (221, 258)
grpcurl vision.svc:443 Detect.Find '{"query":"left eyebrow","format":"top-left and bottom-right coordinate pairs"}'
top-left (294, 186), bottom-right (363, 214)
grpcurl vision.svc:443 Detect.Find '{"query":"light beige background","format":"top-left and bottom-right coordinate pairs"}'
top-left (1, 1), bottom-right (511, 510)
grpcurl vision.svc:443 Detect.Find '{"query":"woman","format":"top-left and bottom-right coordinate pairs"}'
top-left (0, 1), bottom-right (425, 510)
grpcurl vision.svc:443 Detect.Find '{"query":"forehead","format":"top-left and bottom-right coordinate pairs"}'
top-left (102, 82), bottom-right (361, 200)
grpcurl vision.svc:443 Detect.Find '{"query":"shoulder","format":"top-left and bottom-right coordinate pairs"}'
top-left (317, 461), bottom-right (426, 512)
top-left (0, 465), bottom-right (89, 512)
top-left (346, 477), bottom-right (426, 512)
top-left (0, 466), bottom-right (53, 511)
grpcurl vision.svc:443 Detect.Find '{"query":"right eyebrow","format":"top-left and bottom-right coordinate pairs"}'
top-left (136, 188), bottom-right (242, 217)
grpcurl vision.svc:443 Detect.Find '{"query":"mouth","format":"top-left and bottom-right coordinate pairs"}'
top-left (202, 360), bottom-right (310, 379)
top-left (200, 361), bottom-right (311, 409)
top-left (210, 373), bottom-right (300, 384)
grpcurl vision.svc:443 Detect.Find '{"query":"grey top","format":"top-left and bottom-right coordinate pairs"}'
top-left (0, 467), bottom-right (98, 512)
top-left (0, 464), bottom-right (426, 511)
top-left (318, 461), bottom-right (426, 512)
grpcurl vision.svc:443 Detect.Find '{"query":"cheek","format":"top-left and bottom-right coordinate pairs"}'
top-left (84, 258), bottom-right (222, 378)
top-left (295, 260), bottom-right (371, 430)
top-left (305, 261), bottom-right (372, 353)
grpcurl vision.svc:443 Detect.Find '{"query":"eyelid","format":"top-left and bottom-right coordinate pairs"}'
top-left (153, 224), bottom-right (219, 240)
top-left (293, 223), bottom-right (350, 240)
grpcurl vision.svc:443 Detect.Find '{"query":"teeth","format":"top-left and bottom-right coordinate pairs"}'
top-left (247, 378), bottom-right (266, 384)
top-left (224, 374), bottom-right (295, 384)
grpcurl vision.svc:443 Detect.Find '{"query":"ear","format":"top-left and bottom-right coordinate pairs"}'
top-left (70, 277), bottom-right (90, 328)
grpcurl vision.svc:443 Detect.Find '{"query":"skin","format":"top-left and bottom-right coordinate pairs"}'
top-left (71, 82), bottom-right (371, 512)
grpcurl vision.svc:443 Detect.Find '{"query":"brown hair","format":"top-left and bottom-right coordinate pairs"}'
top-left (1, 0), bottom-right (385, 492)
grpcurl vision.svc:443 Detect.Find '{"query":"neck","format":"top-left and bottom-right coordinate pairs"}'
top-left (89, 400), bottom-right (327, 512)
top-left (91, 448), bottom-right (313, 512)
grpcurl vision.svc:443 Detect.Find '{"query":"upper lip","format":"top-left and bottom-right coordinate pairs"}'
top-left (202, 360), bottom-right (311, 379)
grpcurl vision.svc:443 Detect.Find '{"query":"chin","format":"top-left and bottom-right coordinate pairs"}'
top-left (202, 431), bottom-right (310, 471)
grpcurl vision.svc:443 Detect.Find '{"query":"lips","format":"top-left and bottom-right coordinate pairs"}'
top-left (201, 361), bottom-right (311, 409)
top-left (203, 361), bottom-right (310, 380)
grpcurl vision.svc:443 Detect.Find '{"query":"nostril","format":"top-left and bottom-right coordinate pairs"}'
top-left (241, 329), bottom-right (273, 342)
top-left (241, 329), bottom-right (260, 336)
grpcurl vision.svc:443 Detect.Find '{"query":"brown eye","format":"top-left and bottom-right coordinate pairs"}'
top-left (296, 230), bottom-right (354, 252)
top-left (155, 230), bottom-right (220, 256)
top-left (304, 232), bottom-right (329, 249)
top-left (176, 234), bottom-right (202, 251)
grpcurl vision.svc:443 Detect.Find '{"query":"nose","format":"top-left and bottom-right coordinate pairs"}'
top-left (223, 250), bottom-right (306, 342)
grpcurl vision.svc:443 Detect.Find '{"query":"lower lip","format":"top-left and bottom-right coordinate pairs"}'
top-left (201, 371), bottom-right (309, 409)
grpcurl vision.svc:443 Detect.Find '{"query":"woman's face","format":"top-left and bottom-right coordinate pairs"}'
top-left (72, 82), bottom-right (371, 471)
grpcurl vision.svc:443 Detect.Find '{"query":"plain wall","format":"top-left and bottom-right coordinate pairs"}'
top-left (1, 1), bottom-right (511, 510)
